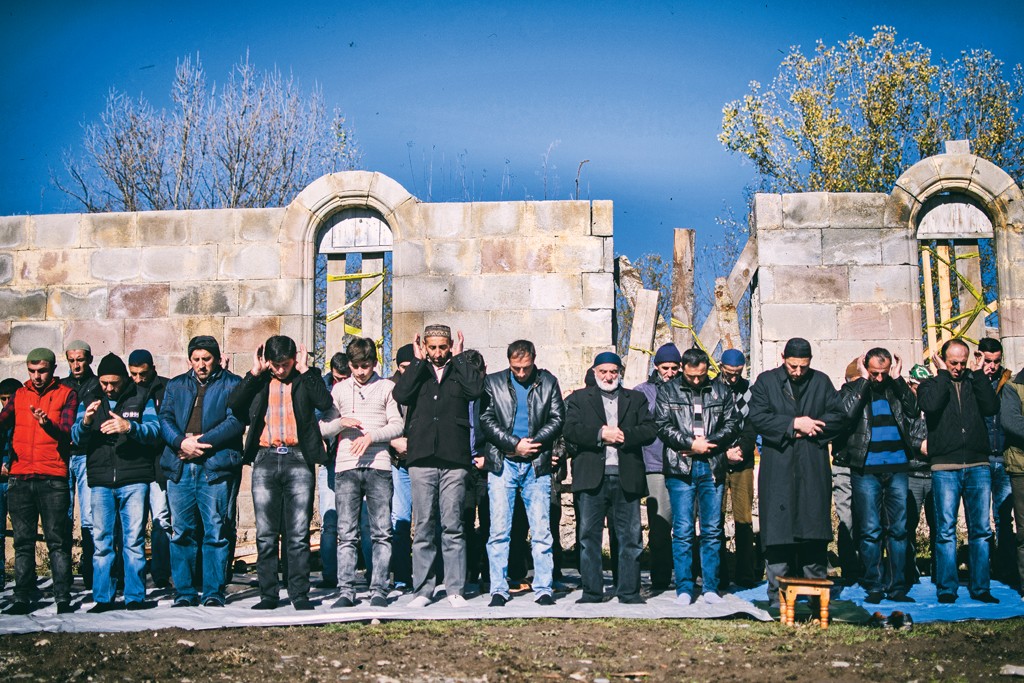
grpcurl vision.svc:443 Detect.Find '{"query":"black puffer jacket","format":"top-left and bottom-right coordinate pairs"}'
top-left (836, 377), bottom-right (918, 470)
top-left (654, 377), bottom-right (740, 483)
top-left (917, 369), bottom-right (999, 466)
top-left (479, 368), bottom-right (565, 475)
top-left (73, 382), bottom-right (161, 488)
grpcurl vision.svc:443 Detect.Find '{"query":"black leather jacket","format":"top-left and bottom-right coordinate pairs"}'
top-left (654, 377), bottom-right (740, 482)
top-left (480, 367), bottom-right (565, 476)
top-left (835, 377), bottom-right (918, 470)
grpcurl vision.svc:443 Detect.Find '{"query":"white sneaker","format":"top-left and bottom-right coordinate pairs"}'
top-left (703, 592), bottom-right (725, 605)
top-left (408, 595), bottom-right (432, 608)
top-left (674, 593), bottom-right (693, 606)
top-left (447, 595), bottom-right (468, 608)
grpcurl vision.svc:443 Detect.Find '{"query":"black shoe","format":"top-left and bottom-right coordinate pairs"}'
top-left (251, 599), bottom-right (279, 610)
top-left (886, 592), bottom-right (915, 603)
top-left (202, 598), bottom-right (225, 608)
top-left (938, 593), bottom-right (957, 604)
top-left (576, 593), bottom-right (603, 604)
top-left (332, 596), bottom-right (355, 608)
top-left (488, 594), bottom-right (509, 607)
top-left (370, 595), bottom-right (388, 608)
top-left (536, 594), bottom-right (556, 606)
top-left (7, 602), bottom-right (33, 615)
top-left (864, 590), bottom-right (884, 604)
top-left (88, 601), bottom-right (120, 614)
top-left (126, 601), bottom-right (156, 611)
top-left (972, 592), bottom-right (999, 604)
top-left (867, 611), bottom-right (889, 629)
top-left (293, 598), bottom-right (315, 611)
top-left (152, 578), bottom-right (171, 589)
top-left (56, 601), bottom-right (76, 615)
top-left (316, 579), bottom-right (338, 590)
top-left (886, 610), bottom-right (914, 631)
top-left (618, 595), bottom-right (646, 605)
top-left (172, 596), bottom-right (200, 608)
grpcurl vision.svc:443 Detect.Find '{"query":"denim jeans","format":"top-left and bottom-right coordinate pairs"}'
top-left (335, 467), bottom-right (393, 600)
top-left (578, 475), bottom-right (642, 601)
top-left (933, 465), bottom-right (992, 598)
top-left (317, 464), bottom-right (338, 583)
top-left (167, 462), bottom-right (231, 603)
top-left (148, 481), bottom-right (171, 585)
top-left (409, 465), bottom-right (467, 599)
top-left (665, 460), bottom-right (724, 595)
top-left (990, 461), bottom-right (1017, 585)
top-left (486, 460), bottom-right (554, 599)
top-left (644, 472), bottom-right (673, 588)
top-left (852, 471), bottom-right (909, 595)
top-left (905, 473), bottom-right (934, 585)
top-left (8, 477), bottom-right (72, 604)
top-left (251, 448), bottom-right (315, 602)
top-left (68, 453), bottom-right (94, 584)
top-left (391, 464), bottom-right (413, 586)
top-left (91, 483), bottom-right (149, 604)
top-left (832, 463), bottom-right (860, 583)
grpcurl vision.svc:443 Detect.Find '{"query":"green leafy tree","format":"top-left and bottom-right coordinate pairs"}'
top-left (720, 26), bottom-right (1024, 192)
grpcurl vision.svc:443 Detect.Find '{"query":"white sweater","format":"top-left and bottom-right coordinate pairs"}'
top-left (319, 374), bottom-right (404, 472)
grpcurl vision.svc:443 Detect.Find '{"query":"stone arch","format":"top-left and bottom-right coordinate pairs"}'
top-left (279, 171), bottom-right (417, 332)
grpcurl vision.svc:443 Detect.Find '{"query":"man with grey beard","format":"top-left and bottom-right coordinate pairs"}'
top-left (563, 352), bottom-right (657, 604)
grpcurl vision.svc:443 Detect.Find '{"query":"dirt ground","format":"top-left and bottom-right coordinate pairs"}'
top-left (1, 618), bottom-right (1022, 682)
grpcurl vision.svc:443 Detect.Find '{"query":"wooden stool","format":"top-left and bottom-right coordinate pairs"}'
top-left (777, 577), bottom-right (834, 629)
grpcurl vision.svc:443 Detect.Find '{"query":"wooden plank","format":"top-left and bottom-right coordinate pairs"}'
top-left (936, 244), bottom-right (952, 343)
top-left (624, 288), bottom-right (660, 389)
top-left (362, 253), bottom-right (384, 341)
top-left (924, 300), bottom-right (999, 359)
top-left (921, 248), bottom-right (937, 355)
top-left (697, 237), bottom-right (758, 354)
top-left (326, 254), bottom-right (347, 357)
top-left (954, 240), bottom-right (984, 343)
top-left (671, 229), bottom-right (695, 350)
top-left (715, 276), bottom-right (742, 353)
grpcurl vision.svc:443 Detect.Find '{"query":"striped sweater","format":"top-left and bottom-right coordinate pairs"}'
top-left (319, 374), bottom-right (404, 472)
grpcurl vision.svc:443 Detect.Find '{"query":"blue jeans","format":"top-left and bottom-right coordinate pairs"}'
top-left (317, 464), bottom-right (338, 583)
top-left (933, 465), bottom-right (992, 598)
top-left (167, 462), bottom-right (231, 603)
top-left (252, 449), bottom-right (315, 602)
top-left (852, 471), bottom-right (909, 595)
top-left (991, 461), bottom-right (1016, 583)
top-left (665, 460), bottom-right (723, 595)
top-left (335, 468), bottom-right (393, 600)
top-left (68, 454), bottom-right (94, 583)
top-left (91, 483), bottom-right (149, 604)
top-left (486, 460), bottom-right (554, 599)
top-left (391, 464), bottom-right (413, 586)
top-left (148, 482), bottom-right (171, 584)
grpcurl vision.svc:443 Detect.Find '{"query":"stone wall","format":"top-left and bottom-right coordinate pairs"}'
top-left (749, 152), bottom-right (1024, 383)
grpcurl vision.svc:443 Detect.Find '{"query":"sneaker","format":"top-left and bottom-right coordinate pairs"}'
top-left (56, 602), bottom-right (76, 615)
top-left (886, 592), bottom-right (915, 603)
top-left (675, 593), bottom-right (693, 607)
top-left (332, 596), bottom-right (355, 609)
top-left (703, 592), bottom-right (725, 605)
top-left (864, 591), bottom-right (884, 604)
top-left (972, 592), bottom-right (999, 604)
top-left (172, 597), bottom-right (199, 608)
top-left (447, 595), bottom-right (468, 608)
top-left (937, 593), bottom-right (957, 604)
top-left (408, 595), bottom-right (432, 608)
top-left (126, 601), bottom-right (156, 611)
top-left (88, 602), bottom-right (120, 614)
top-left (202, 598), bottom-right (225, 608)
top-left (293, 598), bottom-right (315, 611)
top-left (251, 599), bottom-right (279, 610)
top-left (536, 594), bottom-right (556, 606)
top-left (488, 594), bottom-right (509, 607)
top-left (369, 595), bottom-right (388, 608)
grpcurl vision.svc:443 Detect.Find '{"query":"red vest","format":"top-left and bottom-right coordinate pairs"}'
top-left (10, 379), bottom-right (76, 478)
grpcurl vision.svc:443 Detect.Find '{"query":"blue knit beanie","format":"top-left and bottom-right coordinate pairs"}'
top-left (653, 344), bottom-right (681, 365)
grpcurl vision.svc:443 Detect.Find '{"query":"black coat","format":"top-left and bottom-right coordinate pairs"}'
top-left (479, 368), bottom-right (565, 475)
top-left (748, 366), bottom-right (846, 546)
top-left (563, 385), bottom-right (657, 496)
top-left (228, 366), bottom-right (333, 469)
top-left (391, 355), bottom-right (485, 467)
top-left (917, 369), bottom-right (999, 467)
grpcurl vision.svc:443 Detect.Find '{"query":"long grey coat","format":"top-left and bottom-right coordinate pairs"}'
top-left (748, 366), bottom-right (846, 546)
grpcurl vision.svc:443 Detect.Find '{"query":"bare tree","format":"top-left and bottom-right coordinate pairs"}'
top-left (55, 53), bottom-right (359, 212)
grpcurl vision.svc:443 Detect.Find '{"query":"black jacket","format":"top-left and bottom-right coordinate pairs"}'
top-left (228, 366), bottom-right (333, 469)
top-left (73, 382), bottom-right (161, 488)
top-left (835, 377), bottom-right (918, 470)
top-left (64, 371), bottom-right (99, 457)
top-left (392, 355), bottom-right (485, 467)
top-left (480, 368), bottom-right (565, 475)
top-left (655, 376), bottom-right (741, 482)
top-left (917, 369), bottom-right (999, 466)
top-left (563, 385), bottom-right (657, 496)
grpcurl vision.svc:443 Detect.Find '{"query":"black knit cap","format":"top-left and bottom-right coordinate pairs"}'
top-left (395, 343), bottom-right (416, 365)
top-left (187, 335), bottom-right (221, 360)
top-left (96, 353), bottom-right (128, 377)
top-left (782, 337), bottom-right (813, 359)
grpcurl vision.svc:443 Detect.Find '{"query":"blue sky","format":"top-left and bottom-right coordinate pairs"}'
top-left (2, 1), bottom-right (1022, 259)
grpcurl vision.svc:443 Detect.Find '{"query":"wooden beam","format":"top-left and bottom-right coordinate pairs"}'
top-left (326, 255), bottom-right (347, 357)
top-left (921, 248), bottom-right (937, 355)
top-left (361, 253), bottom-right (384, 341)
top-left (715, 276), bottom-right (742, 352)
top-left (936, 244), bottom-right (952, 343)
top-left (671, 229), bottom-right (695, 350)
top-left (954, 240), bottom-right (984, 343)
top-left (624, 288), bottom-right (660, 389)
top-left (697, 237), bottom-right (758, 354)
